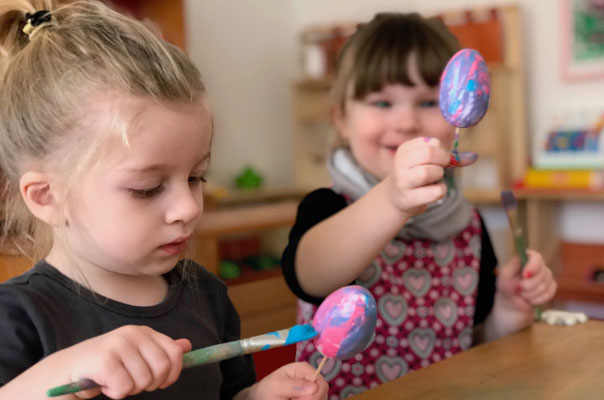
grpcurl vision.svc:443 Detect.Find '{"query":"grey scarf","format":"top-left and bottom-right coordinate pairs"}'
top-left (327, 148), bottom-right (472, 242)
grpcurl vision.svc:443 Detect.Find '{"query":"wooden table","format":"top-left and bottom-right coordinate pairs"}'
top-left (353, 320), bottom-right (604, 399)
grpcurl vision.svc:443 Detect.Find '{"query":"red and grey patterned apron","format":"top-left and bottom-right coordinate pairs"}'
top-left (296, 210), bottom-right (483, 399)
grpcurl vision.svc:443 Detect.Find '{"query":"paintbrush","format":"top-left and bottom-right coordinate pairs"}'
top-left (47, 324), bottom-right (318, 397)
top-left (500, 190), bottom-right (529, 269)
top-left (500, 190), bottom-right (543, 321)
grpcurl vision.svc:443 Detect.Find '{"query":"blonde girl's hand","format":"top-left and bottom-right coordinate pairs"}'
top-left (65, 325), bottom-right (192, 399)
top-left (496, 250), bottom-right (557, 313)
top-left (387, 136), bottom-right (451, 217)
top-left (244, 362), bottom-right (328, 400)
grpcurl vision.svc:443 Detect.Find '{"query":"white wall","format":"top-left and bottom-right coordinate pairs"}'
top-left (185, 0), bottom-right (297, 187)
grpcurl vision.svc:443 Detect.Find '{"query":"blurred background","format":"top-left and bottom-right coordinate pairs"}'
top-left (2, 0), bottom-right (604, 376)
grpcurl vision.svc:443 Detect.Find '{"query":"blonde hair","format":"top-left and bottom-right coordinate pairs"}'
top-left (330, 12), bottom-right (459, 148)
top-left (0, 0), bottom-right (206, 259)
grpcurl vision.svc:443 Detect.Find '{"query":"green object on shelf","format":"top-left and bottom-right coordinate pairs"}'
top-left (235, 166), bottom-right (263, 189)
top-left (245, 255), bottom-right (280, 271)
top-left (219, 260), bottom-right (241, 280)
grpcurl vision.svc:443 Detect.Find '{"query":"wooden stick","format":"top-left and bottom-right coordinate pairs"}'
top-left (452, 126), bottom-right (460, 156)
top-left (313, 356), bottom-right (328, 382)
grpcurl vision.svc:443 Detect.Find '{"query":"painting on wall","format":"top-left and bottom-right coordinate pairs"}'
top-left (561, 0), bottom-right (604, 80)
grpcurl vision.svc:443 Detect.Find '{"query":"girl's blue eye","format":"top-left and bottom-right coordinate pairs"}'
top-left (129, 185), bottom-right (164, 199)
top-left (420, 100), bottom-right (438, 108)
top-left (371, 100), bottom-right (392, 109)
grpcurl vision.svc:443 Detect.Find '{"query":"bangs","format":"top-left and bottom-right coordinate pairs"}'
top-left (349, 14), bottom-right (458, 100)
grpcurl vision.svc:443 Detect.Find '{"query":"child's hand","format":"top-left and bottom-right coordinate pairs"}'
top-left (387, 137), bottom-right (452, 217)
top-left (63, 325), bottom-right (191, 399)
top-left (496, 250), bottom-right (557, 312)
top-left (244, 362), bottom-right (328, 400)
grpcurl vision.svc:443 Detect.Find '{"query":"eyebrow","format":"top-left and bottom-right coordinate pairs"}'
top-left (122, 151), bottom-right (211, 173)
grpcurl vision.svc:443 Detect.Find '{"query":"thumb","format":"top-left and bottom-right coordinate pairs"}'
top-left (499, 256), bottom-right (522, 279)
top-left (449, 151), bottom-right (478, 168)
top-left (175, 338), bottom-right (192, 353)
top-left (272, 377), bottom-right (318, 398)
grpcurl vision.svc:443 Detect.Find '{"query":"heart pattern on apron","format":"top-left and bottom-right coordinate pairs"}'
top-left (403, 268), bottom-right (431, 297)
top-left (434, 297), bottom-right (457, 327)
top-left (375, 355), bottom-right (409, 383)
top-left (378, 293), bottom-right (408, 326)
top-left (408, 328), bottom-right (436, 359)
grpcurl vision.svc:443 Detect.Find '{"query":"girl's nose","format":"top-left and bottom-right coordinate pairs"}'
top-left (394, 106), bottom-right (420, 132)
top-left (165, 186), bottom-right (201, 225)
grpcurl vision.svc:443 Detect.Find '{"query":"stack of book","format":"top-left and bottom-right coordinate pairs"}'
top-left (521, 168), bottom-right (604, 190)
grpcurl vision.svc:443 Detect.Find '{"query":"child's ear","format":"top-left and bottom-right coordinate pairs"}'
top-left (19, 171), bottom-right (62, 226)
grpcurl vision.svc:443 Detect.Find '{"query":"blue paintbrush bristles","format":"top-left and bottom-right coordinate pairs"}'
top-left (285, 324), bottom-right (318, 345)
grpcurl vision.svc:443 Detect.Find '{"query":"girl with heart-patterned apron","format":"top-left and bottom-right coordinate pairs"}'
top-left (283, 11), bottom-right (554, 400)
top-left (293, 209), bottom-right (487, 399)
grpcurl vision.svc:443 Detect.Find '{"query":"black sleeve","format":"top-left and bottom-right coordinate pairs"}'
top-left (219, 286), bottom-right (256, 400)
top-left (473, 214), bottom-right (498, 326)
top-left (0, 287), bottom-right (44, 385)
top-left (281, 188), bottom-right (348, 305)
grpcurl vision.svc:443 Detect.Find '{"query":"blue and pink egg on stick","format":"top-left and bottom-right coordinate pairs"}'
top-left (311, 285), bottom-right (377, 379)
top-left (439, 48), bottom-right (490, 166)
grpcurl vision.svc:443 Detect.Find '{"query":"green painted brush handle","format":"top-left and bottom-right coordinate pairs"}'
top-left (47, 324), bottom-right (317, 397)
top-left (513, 228), bottom-right (529, 269)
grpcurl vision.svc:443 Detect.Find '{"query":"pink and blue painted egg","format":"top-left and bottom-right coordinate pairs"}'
top-left (312, 285), bottom-right (377, 360)
top-left (439, 48), bottom-right (490, 128)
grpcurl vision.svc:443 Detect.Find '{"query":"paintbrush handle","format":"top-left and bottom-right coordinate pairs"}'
top-left (47, 325), bottom-right (316, 397)
top-left (513, 227), bottom-right (529, 269)
top-left (183, 328), bottom-right (291, 368)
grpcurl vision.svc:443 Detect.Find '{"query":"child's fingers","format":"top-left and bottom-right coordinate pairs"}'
top-left (174, 338), bottom-right (192, 353)
top-left (405, 164), bottom-right (446, 188)
top-left (400, 182), bottom-right (447, 209)
top-left (523, 281), bottom-right (557, 305)
top-left (119, 346), bottom-right (154, 395)
top-left (156, 337), bottom-right (190, 389)
top-left (77, 388), bottom-right (103, 399)
top-left (497, 256), bottom-right (522, 280)
top-left (397, 139), bottom-right (450, 168)
top-left (272, 378), bottom-right (318, 398)
top-left (137, 341), bottom-right (172, 392)
top-left (520, 250), bottom-right (544, 279)
top-left (99, 366), bottom-right (135, 399)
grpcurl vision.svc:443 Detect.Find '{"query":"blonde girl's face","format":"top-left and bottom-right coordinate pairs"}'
top-left (56, 96), bottom-right (212, 278)
top-left (334, 56), bottom-right (454, 180)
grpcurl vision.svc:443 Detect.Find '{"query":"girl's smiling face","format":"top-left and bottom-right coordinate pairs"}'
top-left (49, 95), bottom-right (212, 281)
top-left (334, 56), bottom-right (454, 180)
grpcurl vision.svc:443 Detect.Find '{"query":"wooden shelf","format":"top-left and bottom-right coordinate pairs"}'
top-left (463, 188), bottom-right (503, 205)
top-left (514, 188), bottom-right (604, 202)
top-left (198, 200), bottom-right (298, 237)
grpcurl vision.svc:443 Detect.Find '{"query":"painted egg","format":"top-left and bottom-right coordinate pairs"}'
top-left (312, 285), bottom-right (377, 360)
top-left (439, 48), bottom-right (490, 128)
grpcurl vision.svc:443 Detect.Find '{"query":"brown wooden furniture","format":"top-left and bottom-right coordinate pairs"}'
top-left (353, 320), bottom-right (604, 399)
top-left (0, 253), bottom-right (34, 283)
top-left (192, 192), bottom-right (304, 337)
top-left (514, 189), bottom-right (604, 304)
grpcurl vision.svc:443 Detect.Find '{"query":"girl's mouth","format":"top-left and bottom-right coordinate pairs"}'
top-left (159, 237), bottom-right (190, 255)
